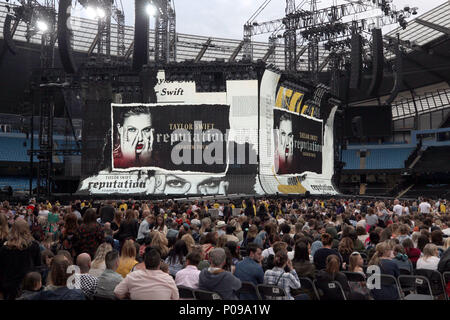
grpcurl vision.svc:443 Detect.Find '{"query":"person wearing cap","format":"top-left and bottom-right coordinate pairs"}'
top-left (216, 221), bottom-right (227, 236)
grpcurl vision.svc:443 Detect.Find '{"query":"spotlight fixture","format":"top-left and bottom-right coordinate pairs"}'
top-left (96, 7), bottom-right (106, 19)
top-left (36, 20), bottom-right (48, 32)
top-left (146, 4), bottom-right (157, 16)
top-left (86, 6), bottom-right (97, 19)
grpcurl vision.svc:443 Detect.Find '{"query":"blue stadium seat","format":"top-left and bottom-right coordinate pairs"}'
top-left (342, 148), bottom-right (414, 170)
top-left (0, 177), bottom-right (37, 191)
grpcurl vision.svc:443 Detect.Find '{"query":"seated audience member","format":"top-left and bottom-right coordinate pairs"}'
top-left (225, 241), bottom-right (242, 267)
top-left (263, 250), bottom-right (302, 300)
top-left (234, 243), bottom-right (264, 299)
top-left (75, 253), bottom-right (98, 298)
top-left (402, 238), bottom-right (421, 268)
top-left (416, 243), bottom-right (440, 270)
top-left (16, 272), bottom-right (42, 300)
top-left (225, 225), bottom-right (239, 243)
top-left (95, 250), bottom-right (123, 299)
top-left (392, 244), bottom-right (413, 274)
top-left (39, 249), bottom-right (54, 286)
top-left (396, 224), bottom-right (411, 244)
top-left (368, 242), bottom-right (400, 300)
top-left (114, 248), bottom-right (179, 300)
top-left (198, 248), bottom-right (242, 300)
top-left (26, 255), bottom-right (85, 300)
top-left (165, 240), bottom-right (188, 277)
top-left (89, 243), bottom-right (113, 277)
top-left (338, 237), bottom-right (354, 267)
top-left (438, 238), bottom-right (450, 273)
top-left (105, 229), bottom-right (120, 252)
top-left (175, 251), bottom-right (202, 289)
top-left (292, 240), bottom-right (316, 279)
top-left (116, 239), bottom-right (138, 278)
top-left (316, 255), bottom-right (361, 300)
top-left (347, 252), bottom-right (371, 299)
top-left (313, 233), bottom-right (342, 270)
top-left (166, 221), bottom-right (180, 241)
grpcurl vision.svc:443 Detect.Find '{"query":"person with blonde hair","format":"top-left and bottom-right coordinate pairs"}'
top-left (0, 219), bottom-right (41, 300)
top-left (150, 230), bottom-right (169, 259)
top-left (368, 241), bottom-right (400, 300)
top-left (417, 243), bottom-right (440, 270)
top-left (116, 239), bottom-right (138, 278)
top-left (199, 217), bottom-right (211, 235)
top-left (89, 243), bottom-right (113, 277)
top-left (0, 212), bottom-right (9, 247)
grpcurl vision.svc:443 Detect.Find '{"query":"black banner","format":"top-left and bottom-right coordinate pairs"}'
top-left (112, 104), bottom-right (230, 173)
top-left (273, 109), bottom-right (323, 175)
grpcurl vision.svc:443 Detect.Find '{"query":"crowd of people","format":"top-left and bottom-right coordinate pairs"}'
top-left (0, 196), bottom-right (449, 300)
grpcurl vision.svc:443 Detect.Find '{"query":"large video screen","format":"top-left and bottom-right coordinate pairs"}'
top-left (78, 69), bottom-right (338, 196)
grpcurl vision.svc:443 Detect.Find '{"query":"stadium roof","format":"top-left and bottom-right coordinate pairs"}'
top-left (1, 1), bottom-right (447, 72)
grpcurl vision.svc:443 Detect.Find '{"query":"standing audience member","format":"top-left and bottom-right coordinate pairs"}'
top-left (76, 209), bottom-right (104, 259)
top-left (0, 219), bottom-right (41, 300)
top-left (116, 209), bottom-right (139, 247)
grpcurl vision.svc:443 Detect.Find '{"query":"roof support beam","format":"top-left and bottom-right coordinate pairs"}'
top-left (229, 41), bottom-right (244, 62)
top-left (194, 38), bottom-right (212, 63)
top-left (415, 19), bottom-right (450, 36)
top-left (295, 46), bottom-right (308, 65)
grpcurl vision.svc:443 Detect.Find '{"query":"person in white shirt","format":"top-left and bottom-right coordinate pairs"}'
top-left (38, 204), bottom-right (49, 218)
top-left (416, 243), bottom-right (440, 270)
top-left (419, 199), bottom-right (431, 214)
top-left (442, 221), bottom-right (450, 237)
top-left (262, 241), bottom-right (294, 260)
top-left (392, 199), bottom-right (404, 216)
top-left (175, 251), bottom-right (201, 289)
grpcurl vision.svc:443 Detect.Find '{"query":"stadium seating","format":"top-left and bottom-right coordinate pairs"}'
top-left (0, 135), bottom-right (78, 163)
top-left (0, 177), bottom-right (37, 191)
top-left (342, 148), bottom-right (414, 170)
top-left (0, 136), bottom-right (38, 162)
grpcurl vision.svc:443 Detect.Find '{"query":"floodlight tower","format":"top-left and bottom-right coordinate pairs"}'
top-left (152, 0), bottom-right (177, 64)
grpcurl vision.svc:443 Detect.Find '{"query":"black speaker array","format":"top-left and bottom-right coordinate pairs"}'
top-left (3, 14), bottom-right (17, 55)
top-left (351, 116), bottom-right (363, 137)
top-left (58, 0), bottom-right (77, 74)
top-left (367, 28), bottom-right (384, 96)
top-left (133, 0), bottom-right (150, 71)
top-left (349, 33), bottom-right (362, 89)
top-left (385, 45), bottom-right (403, 105)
